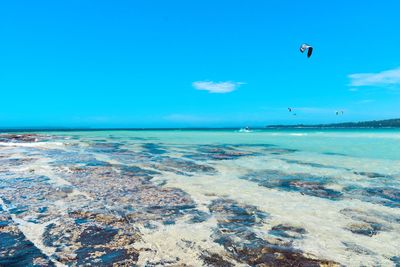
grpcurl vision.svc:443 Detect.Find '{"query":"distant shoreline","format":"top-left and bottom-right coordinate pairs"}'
top-left (266, 118), bottom-right (400, 129)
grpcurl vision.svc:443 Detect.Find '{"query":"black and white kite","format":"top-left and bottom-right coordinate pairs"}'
top-left (300, 43), bottom-right (313, 58)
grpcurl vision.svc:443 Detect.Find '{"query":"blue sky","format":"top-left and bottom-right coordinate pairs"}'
top-left (1, 0), bottom-right (400, 127)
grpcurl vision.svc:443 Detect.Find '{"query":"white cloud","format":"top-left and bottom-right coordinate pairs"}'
top-left (349, 67), bottom-right (400, 87)
top-left (192, 81), bottom-right (243, 93)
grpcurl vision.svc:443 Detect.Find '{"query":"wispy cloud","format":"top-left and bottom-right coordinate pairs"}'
top-left (349, 67), bottom-right (400, 87)
top-left (192, 81), bottom-right (243, 93)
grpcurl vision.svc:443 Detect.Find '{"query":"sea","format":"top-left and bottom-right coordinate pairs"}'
top-left (0, 129), bottom-right (399, 266)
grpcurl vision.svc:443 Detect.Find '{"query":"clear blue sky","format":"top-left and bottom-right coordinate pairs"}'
top-left (1, 0), bottom-right (400, 127)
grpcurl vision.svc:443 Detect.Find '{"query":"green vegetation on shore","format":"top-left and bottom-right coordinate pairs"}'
top-left (266, 118), bottom-right (400, 128)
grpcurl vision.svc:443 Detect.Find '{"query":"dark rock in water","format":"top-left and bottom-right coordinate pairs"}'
top-left (78, 225), bottom-right (118, 246)
top-left (353, 171), bottom-right (387, 178)
top-left (0, 231), bottom-right (54, 267)
top-left (185, 145), bottom-right (255, 161)
top-left (142, 143), bottom-right (167, 155)
top-left (269, 224), bottom-right (307, 239)
top-left (88, 142), bottom-right (128, 154)
top-left (346, 222), bottom-right (382, 237)
top-left (322, 152), bottom-right (347, 156)
top-left (0, 211), bottom-right (54, 266)
top-left (188, 210), bottom-right (211, 224)
top-left (75, 247), bottom-right (138, 266)
top-left (208, 198), bottom-right (338, 266)
top-left (43, 149), bottom-right (109, 167)
top-left (143, 222), bottom-right (157, 229)
top-left (342, 242), bottom-right (376, 256)
top-left (268, 148), bottom-right (298, 155)
top-left (8, 206), bottom-right (29, 215)
top-left (0, 134), bottom-right (44, 143)
top-left (0, 157), bottom-right (37, 167)
top-left (150, 157), bottom-right (217, 175)
top-left (391, 256), bottom-right (400, 267)
top-left (199, 251), bottom-right (233, 267)
top-left (209, 198), bottom-right (268, 229)
top-left (343, 186), bottom-right (400, 208)
top-left (84, 159), bottom-right (112, 167)
top-left (119, 165), bottom-right (160, 179)
top-left (162, 220), bottom-right (176, 225)
top-left (364, 187), bottom-right (400, 203)
top-left (340, 208), bottom-right (391, 237)
top-left (53, 162), bottom-right (203, 226)
top-left (285, 181), bottom-right (343, 200)
top-left (241, 170), bottom-right (343, 200)
top-left (283, 159), bottom-right (344, 170)
top-left (43, 212), bottom-right (141, 266)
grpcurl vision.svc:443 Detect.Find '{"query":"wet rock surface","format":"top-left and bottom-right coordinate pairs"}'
top-left (185, 145), bottom-right (255, 161)
top-left (149, 157), bottom-right (217, 176)
top-left (282, 159), bottom-right (347, 171)
top-left (208, 198), bottom-right (338, 266)
top-left (0, 134), bottom-right (44, 143)
top-left (340, 208), bottom-right (394, 237)
top-left (342, 242), bottom-right (376, 256)
top-left (200, 251), bottom-right (234, 267)
top-left (241, 170), bottom-right (343, 200)
top-left (269, 224), bottom-right (307, 239)
top-left (42, 213), bottom-right (140, 266)
top-left (0, 207), bottom-right (54, 267)
top-left (391, 256), bottom-right (400, 267)
top-left (343, 186), bottom-right (400, 208)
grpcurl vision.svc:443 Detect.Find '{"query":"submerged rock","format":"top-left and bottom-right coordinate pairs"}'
top-left (0, 210), bottom-right (54, 266)
top-left (268, 148), bottom-right (298, 155)
top-left (269, 224), bottom-right (307, 239)
top-left (391, 256), bottom-right (400, 267)
top-left (342, 242), bottom-right (376, 256)
top-left (0, 134), bottom-right (44, 143)
top-left (343, 186), bottom-right (400, 208)
top-left (142, 143), bottom-right (167, 155)
top-left (185, 145), bottom-right (255, 161)
top-left (200, 251), bottom-right (233, 267)
top-left (340, 208), bottom-right (392, 237)
top-left (150, 157), bottom-right (217, 175)
top-left (208, 198), bottom-right (338, 266)
top-left (353, 171), bottom-right (388, 179)
top-left (43, 212), bottom-right (140, 266)
top-left (241, 170), bottom-right (343, 200)
top-left (346, 222), bottom-right (382, 237)
top-left (283, 159), bottom-right (345, 170)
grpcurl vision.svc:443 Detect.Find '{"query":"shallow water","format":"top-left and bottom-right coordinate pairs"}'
top-left (0, 130), bottom-right (399, 266)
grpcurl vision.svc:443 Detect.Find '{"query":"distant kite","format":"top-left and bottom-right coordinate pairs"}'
top-left (288, 108), bottom-right (292, 112)
top-left (300, 43), bottom-right (313, 58)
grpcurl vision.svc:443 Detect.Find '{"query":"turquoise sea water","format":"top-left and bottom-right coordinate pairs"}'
top-left (47, 128), bottom-right (400, 159)
top-left (0, 129), bottom-right (399, 266)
